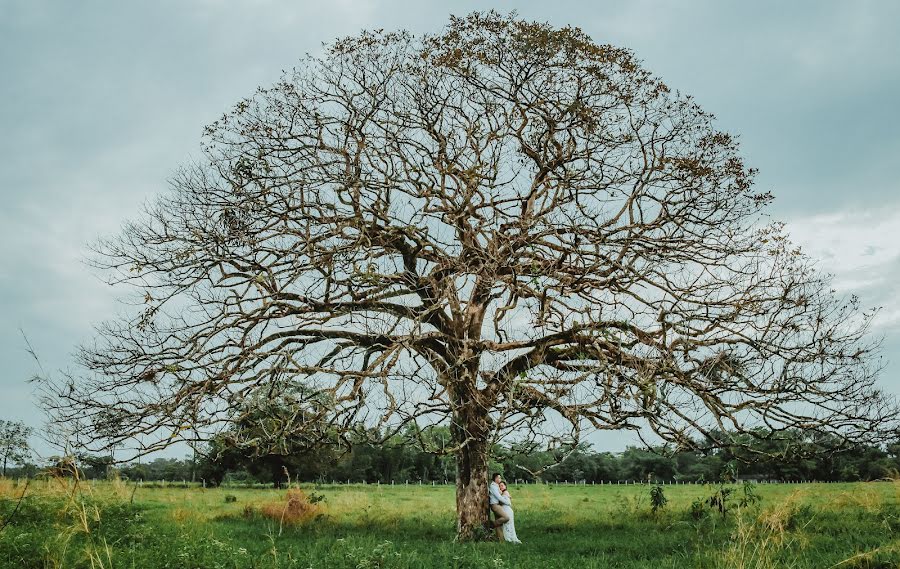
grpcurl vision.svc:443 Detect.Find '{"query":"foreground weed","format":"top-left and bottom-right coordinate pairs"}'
top-left (346, 540), bottom-right (402, 569)
top-left (714, 512), bottom-right (795, 569)
top-left (711, 491), bottom-right (815, 569)
top-left (23, 459), bottom-right (147, 569)
top-left (827, 541), bottom-right (900, 568)
top-left (650, 485), bottom-right (668, 514)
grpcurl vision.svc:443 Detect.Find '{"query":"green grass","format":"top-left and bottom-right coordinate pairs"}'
top-left (2, 478), bottom-right (900, 568)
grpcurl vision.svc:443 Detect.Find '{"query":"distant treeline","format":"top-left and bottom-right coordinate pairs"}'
top-left (7, 428), bottom-right (899, 485)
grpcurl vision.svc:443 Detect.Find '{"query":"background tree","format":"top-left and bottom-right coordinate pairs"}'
top-left (102, 427), bottom-right (900, 484)
top-left (207, 383), bottom-right (337, 486)
top-left (41, 12), bottom-right (896, 539)
top-left (77, 453), bottom-right (116, 480)
top-left (0, 420), bottom-right (32, 477)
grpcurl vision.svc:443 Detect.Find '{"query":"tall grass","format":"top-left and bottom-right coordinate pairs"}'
top-left (2, 479), bottom-right (899, 568)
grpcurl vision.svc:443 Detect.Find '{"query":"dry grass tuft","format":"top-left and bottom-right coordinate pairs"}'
top-left (831, 488), bottom-right (882, 514)
top-left (757, 491), bottom-right (808, 537)
top-left (0, 478), bottom-right (20, 499)
top-left (258, 488), bottom-right (323, 527)
top-left (712, 491), bottom-right (812, 569)
top-left (171, 507), bottom-right (202, 524)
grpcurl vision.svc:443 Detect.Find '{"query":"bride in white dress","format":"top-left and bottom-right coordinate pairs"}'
top-left (498, 482), bottom-right (522, 544)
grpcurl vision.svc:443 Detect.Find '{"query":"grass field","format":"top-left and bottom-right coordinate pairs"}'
top-left (2, 478), bottom-right (900, 568)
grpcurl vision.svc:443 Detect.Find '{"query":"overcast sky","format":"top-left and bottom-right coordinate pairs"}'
top-left (2, 0), bottom-right (898, 459)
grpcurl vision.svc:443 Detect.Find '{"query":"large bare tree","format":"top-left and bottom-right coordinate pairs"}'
top-left (43, 12), bottom-right (895, 539)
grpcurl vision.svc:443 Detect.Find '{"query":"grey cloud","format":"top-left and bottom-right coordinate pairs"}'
top-left (2, 0), bottom-right (898, 456)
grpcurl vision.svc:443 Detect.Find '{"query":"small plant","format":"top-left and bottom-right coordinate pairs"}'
top-left (697, 481), bottom-right (763, 521)
top-left (690, 497), bottom-right (708, 521)
top-left (224, 494), bottom-right (237, 503)
top-left (650, 484), bottom-right (668, 514)
top-left (721, 461), bottom-right (738, 483)
top-left (738, 482), bottom-right (761, 508)
top-left (614, 491), bottom-right (647, 517)
top-left (706, 485), bottom-right (734, 517)
top-left (348, 540), bottom-right (402, 569)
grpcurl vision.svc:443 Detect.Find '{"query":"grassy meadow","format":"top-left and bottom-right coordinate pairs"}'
top-left (2, 477), bottom-right (900, 568)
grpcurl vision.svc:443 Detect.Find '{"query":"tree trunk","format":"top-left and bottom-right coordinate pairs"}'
top-left (451, 388), bottom-right (493, 541)
top-left (454, 433), bottom-right (491, 541)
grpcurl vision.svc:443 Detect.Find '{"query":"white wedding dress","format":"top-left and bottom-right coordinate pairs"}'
top-left (501, 492), bottom-right (522, 544)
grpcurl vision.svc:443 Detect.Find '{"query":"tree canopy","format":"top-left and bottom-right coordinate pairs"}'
top-left (0, 420), bottom-right (32, 477)
top-left (41, 12), bottom-right (896, 539)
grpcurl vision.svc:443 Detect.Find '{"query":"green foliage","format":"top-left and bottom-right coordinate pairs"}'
top-left (690, 497), bottom-right (708, 521)
top-left (696, 482), bottom-right (762, 520)
top-left (59, 427), bottom-right (900, 487)
top-left (706, 486), bottom-right (734, 517)
top-left (346, 540), bottom-right (402, 569)
top-left (0, 420), bottom-right (32, 477)
top-left (738, 483), bottom-right (761, 509)
top-left (649, 485), bottom-right (667, 513)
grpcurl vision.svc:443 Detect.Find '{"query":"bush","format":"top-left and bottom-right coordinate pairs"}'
top-left (690, 497), bottom-right (708, 521)
top-left (259, 488), bottom-right (324, 526)
top-left (650, 485), bottom-right (667, 513)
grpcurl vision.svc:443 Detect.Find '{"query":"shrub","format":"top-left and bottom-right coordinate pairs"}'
top-left (650, 485), bottom-right (667, 514)
top-left (690, 497), bottom-right (708, 521)
top-left (259, 488), bottom-right (324, 526)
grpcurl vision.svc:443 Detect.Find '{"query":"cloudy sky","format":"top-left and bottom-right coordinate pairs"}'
top-left (2, 0), bottom-right (898, 458)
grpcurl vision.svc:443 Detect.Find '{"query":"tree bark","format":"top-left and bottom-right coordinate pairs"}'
top-left (454, 433), bottom-right (491, 541)
top-left (452, 390), bottom-right (493, 541)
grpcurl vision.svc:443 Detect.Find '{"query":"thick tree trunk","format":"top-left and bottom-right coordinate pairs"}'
top-left (451, 388), bottom-right (493, 542)
top-left (448, 342), bottom-right (494, 541)
top-left (454, 433), bottom-right (491, 541)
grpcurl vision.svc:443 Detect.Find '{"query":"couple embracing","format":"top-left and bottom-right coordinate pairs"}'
top-left (488, 473), bottom-right (522, 543)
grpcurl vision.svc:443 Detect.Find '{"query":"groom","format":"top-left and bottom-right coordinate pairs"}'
top-left (488, 472), bottom-right (510, 537)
